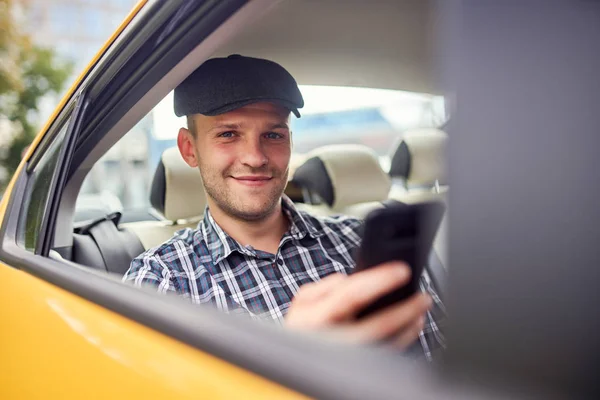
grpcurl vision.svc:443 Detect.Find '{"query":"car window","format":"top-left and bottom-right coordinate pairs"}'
top-left (151, 87), bottom-right (446, 170)
top-left (17, 120), bottom-right (70, 251)
top-left (76, 87), bottom-right (445, 223)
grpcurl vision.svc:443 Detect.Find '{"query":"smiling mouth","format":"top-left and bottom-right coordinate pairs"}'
top-left (231, 176), bottom-right (273, 186)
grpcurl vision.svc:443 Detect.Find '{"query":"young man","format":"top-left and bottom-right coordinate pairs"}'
top-left (124, 55), bottom-right (445, 359)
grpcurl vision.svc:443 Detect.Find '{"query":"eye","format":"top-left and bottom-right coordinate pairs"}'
top-left (265, 132), bottom-right (283, 139)
top-left (218, 131), bottom-right (236, 138)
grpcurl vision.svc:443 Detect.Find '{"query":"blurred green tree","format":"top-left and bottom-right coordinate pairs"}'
top-left (0, 0), bottom-right (72, 189)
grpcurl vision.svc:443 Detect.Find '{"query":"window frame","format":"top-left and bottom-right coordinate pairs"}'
top-left (16, 98), bottom-right (81, 255)
top-left (17, 119), bottom-right (69, 252)
top-left (38, 96), bottom-right (90, 256)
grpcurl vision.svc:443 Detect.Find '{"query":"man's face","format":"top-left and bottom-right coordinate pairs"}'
top-left (178, 102), bottom-right (292, 221)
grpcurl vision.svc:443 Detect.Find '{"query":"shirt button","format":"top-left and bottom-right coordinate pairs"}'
top-left (277, 258), bottom-right (283, 265)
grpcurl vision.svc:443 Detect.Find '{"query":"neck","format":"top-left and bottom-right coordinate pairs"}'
top-left (207, 198), bottom-right (289, 255)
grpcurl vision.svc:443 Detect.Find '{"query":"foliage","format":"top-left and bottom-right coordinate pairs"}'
top-left (0, 0), bottom-right (72, 189)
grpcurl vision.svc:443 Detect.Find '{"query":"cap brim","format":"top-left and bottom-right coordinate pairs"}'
top-left (203, 98), bottom-right (301, 118)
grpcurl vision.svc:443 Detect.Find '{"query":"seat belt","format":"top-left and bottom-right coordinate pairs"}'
top-left (380, 199), bottom-right (446, 300)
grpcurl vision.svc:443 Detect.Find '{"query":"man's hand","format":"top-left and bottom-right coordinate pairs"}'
top-left (285, 262), bottom-right (432, 349)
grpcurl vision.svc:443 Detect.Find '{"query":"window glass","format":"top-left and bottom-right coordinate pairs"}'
top-left (76, 87), bottom-right (446, 223)
top-left (76, 115), bottom-right (151, 222)
top-left (292, 86), bottom-right (446, 171)
top-left (18, 120), bottom-right (70, 251)
top-left (149, 87), bottom-right (446, 170)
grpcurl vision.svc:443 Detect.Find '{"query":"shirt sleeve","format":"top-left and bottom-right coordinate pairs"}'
top-left (327, 215), bottom-right (364, 249)
top-left (417, 270), bottom-right (447, 362)
top-left (122, 253), bottom-right (177, 294)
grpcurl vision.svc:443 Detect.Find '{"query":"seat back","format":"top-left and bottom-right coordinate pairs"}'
top-left (292, 142), bottom-right (449, 286)
top-left (122, 147), bottom-right (208, 249)
top-left (292, 144), bottom-right (390, 218)
top-left (388, 128), bottom-right (449, 265)
top-left (388, 127), bottom-right (448, 203)
top-left (72, 212), bottom-right (145, 274)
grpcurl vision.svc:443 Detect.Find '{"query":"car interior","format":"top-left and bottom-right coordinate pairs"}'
top-left (47, 0), bottom-right (449, 290)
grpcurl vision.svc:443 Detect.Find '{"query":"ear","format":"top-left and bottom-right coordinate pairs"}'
top-left (177, 127), bottom-right (198, 167)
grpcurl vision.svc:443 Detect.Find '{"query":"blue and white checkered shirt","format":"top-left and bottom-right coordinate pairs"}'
top-left (123, 196), bottom-right (445, 360)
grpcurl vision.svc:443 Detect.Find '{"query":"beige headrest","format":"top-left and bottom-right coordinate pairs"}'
top-left (293, 144), bottom-right (391, 210)
top-left (150, 147), bottom-right (207, 221)
top-left (389, 128), bottom-right (448, 185)
top-left (288, 153), bottom-right (307, 180)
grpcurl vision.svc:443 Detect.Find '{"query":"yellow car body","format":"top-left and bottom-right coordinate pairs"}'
top-left (0, 262), bottom-right (306, 399)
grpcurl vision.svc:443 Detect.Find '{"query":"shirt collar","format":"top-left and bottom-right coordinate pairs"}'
top-left (198, 195), bottom-right (324, 265)
top-left (281, 195), bottom-right (324, 240)
top-left (199, 210), bottom-right (248, 265)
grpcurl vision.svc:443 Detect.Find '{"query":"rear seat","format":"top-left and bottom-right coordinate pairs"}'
top-left (292, 144), bottom-right (391, 219)
top-left (292, 142), bottom-right (448, 293)
top-left (121, 147), bottom-right (208, 250)
top-left (71, 147), bottom-right (207, 273)
top-left (71, 211), bottom-right (145, 275)
top-left (73, 136), bottom-right (448, 275)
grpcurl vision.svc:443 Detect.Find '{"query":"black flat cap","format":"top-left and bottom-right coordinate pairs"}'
top-left (174, 54), bottom-right (304, 118)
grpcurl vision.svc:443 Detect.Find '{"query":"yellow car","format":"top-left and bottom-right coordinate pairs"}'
top-left (2, 0), bottom-right (597, 399)
top-left (0, 1), bottom-right (447, 398)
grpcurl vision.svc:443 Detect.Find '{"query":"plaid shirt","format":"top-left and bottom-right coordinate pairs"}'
top-left (123, 196), bottom-right (445, 360)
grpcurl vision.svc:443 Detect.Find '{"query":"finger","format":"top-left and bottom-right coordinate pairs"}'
top-left (293, 273), bottom-right (347, 304)
top-left (350, 293), bottom-right (431, 343)
top-left (319, 262), bottom-right (411, 322)
top-left (391, 315), bottom-right (426, 350)
top-left (286, 274), bottom-right (349, 330)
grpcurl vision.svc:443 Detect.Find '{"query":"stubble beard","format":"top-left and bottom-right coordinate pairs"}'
top-left (199, 163), bottom-right (289, 222)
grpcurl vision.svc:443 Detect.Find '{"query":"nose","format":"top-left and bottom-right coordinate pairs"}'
top-left (239, 136), bottom-right (268, 168)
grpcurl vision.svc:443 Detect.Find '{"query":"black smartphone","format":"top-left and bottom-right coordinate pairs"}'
top-left (353, 201), bottom-right (446, 318)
